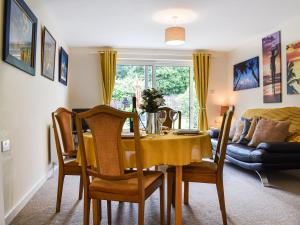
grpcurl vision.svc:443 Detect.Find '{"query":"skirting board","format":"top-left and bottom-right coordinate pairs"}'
top-left (4, 164), bottom-right (57, 225)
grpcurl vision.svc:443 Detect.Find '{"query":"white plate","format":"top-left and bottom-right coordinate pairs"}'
top-left (121, 132), bottom-right (148, 138)
top-left (173, 129), bottom-right (202, 135)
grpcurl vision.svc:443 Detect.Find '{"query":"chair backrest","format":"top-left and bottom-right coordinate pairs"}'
top-left (214, 106), bottom-right (235, 173)
top-left (72, 108), bottom-right (90, 132)
top-left (160, 107), bottom-right (182, 129)
top-left (76, 105), bottom-right (143, 181)
top-left (52, 108), bottom-right (75, 164)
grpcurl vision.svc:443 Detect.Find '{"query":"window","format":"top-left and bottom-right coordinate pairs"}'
top-left (111, 62), bottom-right (198, 129)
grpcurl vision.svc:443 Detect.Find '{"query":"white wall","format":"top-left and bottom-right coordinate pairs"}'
top-left (68, 48), bottom-right (229, 127)
top-left (0, 0), bottom-right (70, 223)
top-left (68, 48), bottom-right (103, 108)
top-left (227, 16), bottom-right (300, 117)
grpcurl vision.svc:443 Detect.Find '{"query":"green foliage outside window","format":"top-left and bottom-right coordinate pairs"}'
top-left (156, 66), bottom-right (189, 96)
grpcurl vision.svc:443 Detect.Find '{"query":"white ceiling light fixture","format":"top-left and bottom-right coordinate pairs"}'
top-left (165, 16), bottom-right (186, 45)
top-left (153, 9), bottom-right (197, 46)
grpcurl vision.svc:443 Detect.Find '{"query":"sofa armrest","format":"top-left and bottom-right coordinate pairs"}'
top-left (208, 128), bottom-right (220, 138)
top-left (257, 142), bottom-right (300, 153)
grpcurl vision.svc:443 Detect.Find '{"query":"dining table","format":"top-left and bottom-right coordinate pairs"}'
top-left (76, 131), bottom-right (213, 225)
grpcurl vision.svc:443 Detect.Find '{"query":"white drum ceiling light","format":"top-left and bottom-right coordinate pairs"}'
top-left (153, 8), bottom-right (197, 46)
top-left (165, 24), bottom-right (185, 45)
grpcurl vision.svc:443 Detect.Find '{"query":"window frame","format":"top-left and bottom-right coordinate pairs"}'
top-left (116, 59), bottom-right (196, 128)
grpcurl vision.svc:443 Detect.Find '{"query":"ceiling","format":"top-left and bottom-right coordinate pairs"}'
top-left (44, 0), bottom-right (300, 51)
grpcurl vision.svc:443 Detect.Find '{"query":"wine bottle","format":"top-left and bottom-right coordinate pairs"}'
top-left (130, 94), bottom-right (137, 132)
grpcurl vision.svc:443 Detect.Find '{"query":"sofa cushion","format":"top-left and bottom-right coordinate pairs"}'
top-left (208, 128), bottom-right (220, 138)
top-left (229, 120), bottom-right (237, 139)
top-left (232, 119), bottom-right (244, 142)
top-left (245, 117), bottom-right (259, 141)
top-left (248, 119), bottom-right (290, 147)
top-left (237, 118), bottom-right (252, 144)
top-left (226, 143), bottom-right (258, 162)
top-left (211, 138), bottom-right (300, 163)
top-left (242, 107), bottom-right (300, 142)
top-left (257, 142), bottom-right (300, 153)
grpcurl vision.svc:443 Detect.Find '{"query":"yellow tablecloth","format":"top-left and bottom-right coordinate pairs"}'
top-left (76, 132), bottom-right (213, 168)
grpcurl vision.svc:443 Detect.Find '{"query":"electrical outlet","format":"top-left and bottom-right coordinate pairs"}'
top-left (1, 139), bottom-right (11, 152)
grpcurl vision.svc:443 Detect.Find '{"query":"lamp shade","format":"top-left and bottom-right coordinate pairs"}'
top-left (220, 105), bottom-right (229, 116)
top-left (165, 26), bottom-right (185, 45)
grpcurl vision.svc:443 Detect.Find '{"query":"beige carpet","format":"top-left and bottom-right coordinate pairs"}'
top-left (10, 163), bottom-right (300, 225)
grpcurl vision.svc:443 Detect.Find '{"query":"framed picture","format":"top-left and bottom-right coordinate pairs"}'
top-left (41, 27), bottom-right (56, 80)
top-left (3, 0), bottom-right (38, 76)
top-left (233, 56), bottom-right (260, 91)
top-left (262, 31), bottom-right (282, 103)
top-left (286, 41), bottom-right (300, 94)
top-left (59, 47), bottom-right (68, 86)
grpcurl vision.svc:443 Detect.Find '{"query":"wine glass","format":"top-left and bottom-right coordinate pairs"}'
top-left (157, 110), bottom-right (167, 135)
top-left (169, 110), bottom-right (179, 131)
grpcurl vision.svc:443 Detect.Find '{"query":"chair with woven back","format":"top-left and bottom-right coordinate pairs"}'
top-left (160, 106), bottom-right (182, 129)
top-left (166, 106), bottom-right (234, 225)
top-left (76, 105), bottom-right (165, 225)
top-left (52, 108), bottom-right (83, 213)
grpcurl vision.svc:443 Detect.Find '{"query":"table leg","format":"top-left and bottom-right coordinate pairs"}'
top-left (175, 166), bottom-right (182, 225)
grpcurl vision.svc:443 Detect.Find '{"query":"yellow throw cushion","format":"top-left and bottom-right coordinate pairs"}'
top-left (245, 117), bottom-right (259, 141)
top-left (287, 133), bottom-right (300, 142)
top-left (248, 118), bottom-right (291, 147)
top-left (232, 120), bottom-right (244, 142)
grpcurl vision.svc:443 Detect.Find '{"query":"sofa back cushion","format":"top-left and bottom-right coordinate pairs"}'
top-left (245, 117), bottom-right (259, 141)
top-left (248, 118), bottom-right (291, 147)
top-left (243, 107), bottom-right (300, 142)
top-left (237, 118), bottom-right (252, 144)
top-left (229, 121), bottom-right (237, 139)
top-left (232, 119), bottom-right (244, 142)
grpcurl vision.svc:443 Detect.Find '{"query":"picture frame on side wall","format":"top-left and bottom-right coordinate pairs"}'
top-left (233, 56), bottom-right (260, 91)
top-left (41, 27), bottom-right (56, 81)
top-left (59, 47), bottom-right (68, 86)
top-left (286, 41), bottom-right (300, 94)
top-left (262, 31), bottom-right (282, 103)
top-left (3, 0), bottom-right (38, 76)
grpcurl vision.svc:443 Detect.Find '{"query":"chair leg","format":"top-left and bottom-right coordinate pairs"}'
top-left (216, 180), bottom-right (227, 225)
top-left (93, 199), bottom-right (101, 225)
top-left (107, 200), bottom-right (112, 225)
top-left (184, 181), bottom-right (189, 205)
top-left (167, 173), bottom-right (173, 225)
top-left (160, 176), bottom-right (165, 225)
top-left (79, 175), bottom-right (83, 200)
top-left (138, 201), bottom-right (145, 225)
top-left (84, 196), bottom-right (91, 225)
top-left (56, 172), bottom-right (65, 213)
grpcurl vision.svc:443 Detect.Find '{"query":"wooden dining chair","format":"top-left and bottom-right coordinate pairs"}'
top-left (52, 108), bottom-right (83, 213)
top-left (166, 106), bottom-right (234, 225)
top-left (76, 105), bottom-right (165, 225)
top-left (160, 107), bottom-right (182, 129)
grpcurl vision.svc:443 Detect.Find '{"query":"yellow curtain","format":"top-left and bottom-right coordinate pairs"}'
top-left (193, 52), bottom-right (211, 131)
top-left (99, 49), bottom-right (117, 105)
